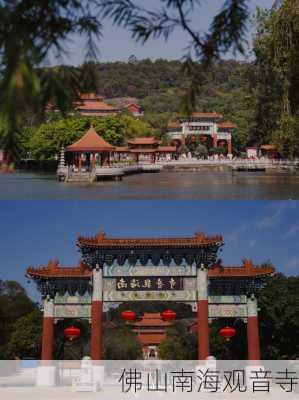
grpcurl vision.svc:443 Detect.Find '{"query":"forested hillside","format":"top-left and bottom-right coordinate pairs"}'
top-left (78, 58), bottom-right (255, 149)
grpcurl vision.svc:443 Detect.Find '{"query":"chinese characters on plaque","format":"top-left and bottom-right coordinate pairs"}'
top-left (116, 276), bottom-right (184, 291)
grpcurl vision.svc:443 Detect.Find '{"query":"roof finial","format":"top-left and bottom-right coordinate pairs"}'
top-left (96, 230), bottom-right (106, 241)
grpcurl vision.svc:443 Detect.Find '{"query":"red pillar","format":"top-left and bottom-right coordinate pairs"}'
top-left (41, 299), bottom-right (54, 361)
top-left (197, 264), bottom-right (209, 360)
top-left (212, 134), bottom-right (217, 148)
top-left (198, 299), bottom-right (209, 360)
top-left (247, 295), bottom-right (261, 360)
top-left (91, 300), bottom-right (102, 360)
top-left (91, 267), bottom-right (103, 360)
top-left (227, 138), bottom-right (232, 155)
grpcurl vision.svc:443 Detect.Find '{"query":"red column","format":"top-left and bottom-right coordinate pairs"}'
top-left (247, 295), bottom-right (261, 360)
top-left (91, 300), bottom-right (102, 360)
top-left (91, 267), bottom-right (103, 360)
top-left (41, 299), bottom-right (54, 361)
top-left (212, 134), bottom-right (218, 148)
top-left (197, 264), bottom-right (209, 360)
top-left (227, 138), bottom-right (232, 155)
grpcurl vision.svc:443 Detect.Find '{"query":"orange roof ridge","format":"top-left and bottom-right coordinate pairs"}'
top-left (65, 126), bottom-right (115, 152)
top-left (77, 231), bottom-right (224, 247)
top-left (26, 259), bottom-right (275, 280)
top-left (127, 137), bottom-right (159, 145)
top-left (26, 260), bottom-right (91, 279)
top-left (218, 121), bottom-right (236, 128)
top-left (184, 112), bottom-right (223, 119)
top-left (209, 260), bottom-right (275, 278)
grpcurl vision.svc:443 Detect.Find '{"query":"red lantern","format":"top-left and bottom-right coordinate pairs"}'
top-left (161, 309), bottom-right (176, 321)
top-left (64, 326), bottom-right (81, 341)
top-left (219, 326), bottom-right (236, 341)
top-left (121, 310), bottom-right (136, 322)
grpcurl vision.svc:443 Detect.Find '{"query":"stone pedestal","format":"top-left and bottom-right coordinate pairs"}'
top-left (36, 365), bottom-right (56, 387)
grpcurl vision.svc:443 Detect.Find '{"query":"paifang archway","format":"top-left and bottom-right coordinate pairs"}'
top-left (26, 231), bottom-right (275, 361)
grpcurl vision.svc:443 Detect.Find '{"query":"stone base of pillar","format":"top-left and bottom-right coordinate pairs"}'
top-left (36, 365), bottom-right (56, 387)
top-left (92, 365), bottom-right (105, 388)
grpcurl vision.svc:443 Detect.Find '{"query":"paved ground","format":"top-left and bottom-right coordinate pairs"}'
top-left (0, 386), bottom-right (298, 400)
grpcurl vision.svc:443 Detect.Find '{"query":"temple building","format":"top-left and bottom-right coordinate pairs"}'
top-left (132, 313), bottom-right (170, 359)
top-left (26, 231), bottom-right (275, 370)
top-left (167, 112), bottom-right (236, 156)
top-left (113, 137), bottom-right (176, 163)
top-left (125, 103), bottom-right (144, 117)
top-left (73, 93), bottom-right (120, 117)
top-left (46, 93), bottom-right (120, 117)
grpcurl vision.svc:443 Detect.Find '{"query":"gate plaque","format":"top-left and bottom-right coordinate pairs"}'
top-left (115, 276), bottom-right (184, 291)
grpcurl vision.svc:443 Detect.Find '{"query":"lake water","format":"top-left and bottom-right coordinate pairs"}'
top-left (1, 170), bottom-right (299, 199)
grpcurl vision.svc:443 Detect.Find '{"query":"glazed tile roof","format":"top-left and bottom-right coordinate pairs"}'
top-left (136, 333), bottom-right (166, 345)
top-left (217, 121), bottom-right (236, 129)
top-left (26, 260), bottom-right (91, 279)
top-left (189, 112), bottom-right (223, 119)
top-left (77, 231), bottom-right (224, 248)
top-left (157, 146), bottom-right (177, 152)
top-left (127, 137), bottom-right (159, 145)
top-left (208, 259), bottom-right (275, 278)
top-left (133, 313), bottom-right (171, 327)
top-left (75, 100), bottom-right (118, 111)
top-left (65, 126), bottom-right (115, 152)
top-left (26, 258), bottom-right (275, 280)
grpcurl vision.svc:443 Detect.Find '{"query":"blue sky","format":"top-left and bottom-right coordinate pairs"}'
top-left (51, 0), bottom-right (274, 65)
top-left (0, 201), bottom-right (298, 301)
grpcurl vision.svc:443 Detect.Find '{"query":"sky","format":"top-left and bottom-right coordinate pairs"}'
top-left (0, 200), bottom-right (298, 301)
top-left (51, 0), bottom-right (274, 66)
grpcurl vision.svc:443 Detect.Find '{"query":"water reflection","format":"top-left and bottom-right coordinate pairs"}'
top-left (0, 171), bottom-right (299, 199)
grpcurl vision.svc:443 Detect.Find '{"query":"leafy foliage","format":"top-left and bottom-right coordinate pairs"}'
top-left (159, 321), bottom-right (197, 360)
top-left (259, 274), bottom-right (299, 359)
top-left (5, 310), bottom-right (42, 359)
top-left (0, 280), bottom-right (37, 358)
top-left (0, 0), bottom-right (103, 161)
top-left (28, 114), bottom-right (151, 160)
top-left (103, 326), bottom-right (142, 360)
top-left (99, 0), bottom-right (249, 64)
top-left (252, 1), bottom-right (299, 157)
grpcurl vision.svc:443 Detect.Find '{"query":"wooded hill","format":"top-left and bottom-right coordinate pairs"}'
top-left (78, 58), bottom-right (255, 150)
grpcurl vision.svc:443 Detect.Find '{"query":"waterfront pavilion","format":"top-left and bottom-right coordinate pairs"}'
top-left (65, 126), bottom-right (115, 171)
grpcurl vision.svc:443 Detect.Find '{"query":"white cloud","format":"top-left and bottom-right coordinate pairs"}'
top-left (257, 201), bottom-right (296, 229)
top-left (249, 239), bottom-right (257, 247)
top-left (284, 224), bottom-right (299, 238)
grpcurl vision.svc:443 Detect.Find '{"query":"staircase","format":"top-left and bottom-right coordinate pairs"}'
top-left (66, 172), bottom-right (92, 183)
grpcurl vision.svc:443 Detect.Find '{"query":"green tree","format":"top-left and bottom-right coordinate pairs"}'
top-left (0, 281), bottom-right (37, 359)
top-left (159, 322), bottom-right (197, 360)
top-left (252, 1), bottom-right (299, 157)
top-left (0, 0), bottom-right (103, 162)
top-left (259, 274), bottom-right (299, 359)
top-left (194, 144), bottom-right (208, 159)
top-left (28, 114), bottom-right (153, 161)
top-left (5, 310), bottom-right (42, 359)
top-left (103, 326), bottom-right (142, 359)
